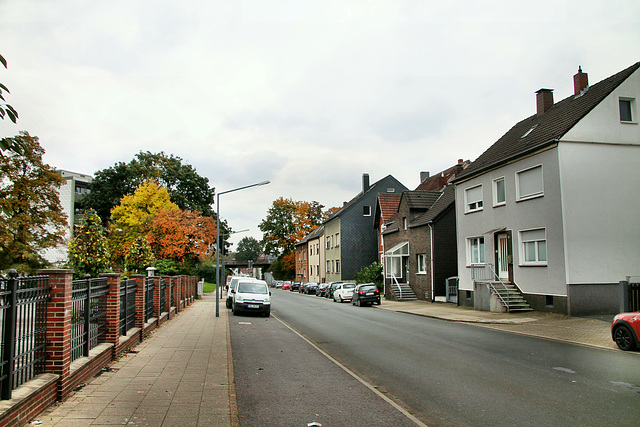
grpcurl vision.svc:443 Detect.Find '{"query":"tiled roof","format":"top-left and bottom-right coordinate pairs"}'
top-left (410, 185), bottom-right (455, 227)
top-left (404, 191), bottom-right (442, 210)
top-left (415, 162), bottom-right (469, 191)
top-left (377, 193), bottom-right (402, 224)
top-left (454, 61), bottom-right (640, 182)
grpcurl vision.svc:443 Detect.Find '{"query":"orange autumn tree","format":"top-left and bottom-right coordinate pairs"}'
top-left (147, 209), bottom-right (217, 264)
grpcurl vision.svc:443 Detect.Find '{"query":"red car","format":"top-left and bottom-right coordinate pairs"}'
top-left (611, 311), bottom-right (640, 351)
top-left (282, 281), bottom-right (292, 290)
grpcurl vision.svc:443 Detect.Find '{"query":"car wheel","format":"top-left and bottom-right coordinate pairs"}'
top-left (614, 325), bottom-right (636, 351)
top-left (264, 309), bottom-right (270, 317)
top-left (232, 304), bottom-right (239, 316)
top-left (356, 298), bottom-right (361, 307)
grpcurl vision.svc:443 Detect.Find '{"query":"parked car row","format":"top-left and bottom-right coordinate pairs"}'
top-left (273, 280), bottom-right (381, 307)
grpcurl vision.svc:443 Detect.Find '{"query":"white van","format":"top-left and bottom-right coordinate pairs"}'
top-left (231, 279), bottom-right (271, 317)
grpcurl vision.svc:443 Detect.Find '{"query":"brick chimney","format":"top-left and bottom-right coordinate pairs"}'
top-left (362, 173), bottom-right (370, 192)
top-left (573, 66), bottom-right (589, 95)
top-left (536, 88), bottom-right (554, 116)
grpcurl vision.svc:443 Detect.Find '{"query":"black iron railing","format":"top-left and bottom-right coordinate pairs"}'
top-left (145, 277), bottom-right (155, 322)
top-left (0, 271), bottom-right (50, 399)
top-left (119, 279), bottom-right (137, 336)
top-left (159, 278), bottom-right (166, 314)
top-left (70, 277), bottom-right (109, 362)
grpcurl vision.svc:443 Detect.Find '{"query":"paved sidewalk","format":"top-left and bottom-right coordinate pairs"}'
top-left (35, 297), bottom-right (238, 427)
top-left (375, 299), bottom-right (617, 350)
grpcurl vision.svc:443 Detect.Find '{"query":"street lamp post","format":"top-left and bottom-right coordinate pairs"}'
top-left (216, 180), bottom-right (270, 317)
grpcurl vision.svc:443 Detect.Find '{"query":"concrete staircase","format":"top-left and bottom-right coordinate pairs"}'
top-left (491, 281), bottom-right (532, 312)
top-left (391, 283), bottom-right (418, 301)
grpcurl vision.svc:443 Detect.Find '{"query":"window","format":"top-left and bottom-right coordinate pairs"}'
top-left (520, 228), bottom-right (547, 266)
top-left (467, 237), bottom-right (485, 264)
top-left (335, 233), bottom-right (340, 247)
top-left (387, 188), bottom-right (395, 193)
top-left (403, 217), bottom-right (408, 230)
top-left (620, 98), bottom-right (636, 123)
top-left (326, 237), bottom-right (331, 250)
top-left (363, 205), bottom-right (372, 216)
top-left (326, 260), bottom-right (331, 273)
top-left (417, 254), bottom-right (427, 273)
top-left (336, 260), bottom-right (340, 273)
top-left (465, 185), bottom-right (483, 213)
top-left (516, 165), bottom-right (543, 201)
top-left (493, 177), bottom-right (506, 206)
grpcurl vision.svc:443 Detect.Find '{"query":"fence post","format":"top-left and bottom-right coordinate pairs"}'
top-left (153, 277), bottom-right (161, 320)
top-left (100, 273), bottom-right (121, 359)
top-left (39, 268), bottom-right (73, 400)
top-left (1, 270), bottom-right (18, 400)
top-left (131, 274), bottom-right (145, 331)
top-left (83, 278), bottom-right (91, 357)
top-left (165, 277), bottom-right (172, 319)
top-left (619, 280), bottom-right (629, 312)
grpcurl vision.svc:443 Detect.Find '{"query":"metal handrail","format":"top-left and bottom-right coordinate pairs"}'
top-left (470, 263), bottom-right (511, 311)
top-left (391, 274), bottom-right (403, 300)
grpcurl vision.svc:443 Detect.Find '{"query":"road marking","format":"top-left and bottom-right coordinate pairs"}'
top-left (274, 314), bottom-right (429, 427)
top-left (553, 367), bottom-right (577, 374)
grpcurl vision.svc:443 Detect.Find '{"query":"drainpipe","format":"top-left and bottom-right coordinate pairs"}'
top-left (429, 224), bottom-right (435, 302)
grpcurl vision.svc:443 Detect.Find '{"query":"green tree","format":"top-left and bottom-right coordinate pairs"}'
top-left (0, 132), bottom-right (67, 271)
top-left (67, 209), bottom-right (110, 277)
top-left (124, 235), bottom-right (155, 274)
top-left (235, 237), bottom-right (262, 262)
top-left (82, 151), bottom-right (215, 221)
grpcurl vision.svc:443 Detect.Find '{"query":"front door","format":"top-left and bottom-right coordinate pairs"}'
top-left (496, 233), bottom-right (510, 280)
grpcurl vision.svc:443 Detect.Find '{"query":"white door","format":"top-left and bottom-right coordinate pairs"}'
top-left (497, 233), bottom-right (509, 280)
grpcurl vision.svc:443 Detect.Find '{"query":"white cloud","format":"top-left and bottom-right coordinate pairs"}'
top-left (1, 0), bottom-right (639, 248)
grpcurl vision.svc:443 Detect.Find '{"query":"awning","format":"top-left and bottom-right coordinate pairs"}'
top-left (385, 241), bottom-right (409, 256)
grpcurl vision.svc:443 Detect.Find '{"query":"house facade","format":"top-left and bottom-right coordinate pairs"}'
top-left (295, 238), bottom-right (309, 282)
top-left (381, 186), bottom-right (457, 301)
top-left (307, 225), bottom-right (324, 283)
top-left (453, 62), bottom-right (640, 315)
top-left (324, 173), bottom-right (407, 281)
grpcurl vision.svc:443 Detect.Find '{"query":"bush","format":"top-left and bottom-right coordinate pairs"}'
top-left (354, 261), bottom-right (383, 290)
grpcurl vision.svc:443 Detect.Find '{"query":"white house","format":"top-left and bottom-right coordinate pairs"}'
top-left (453, 62), bottom-right (640, 315)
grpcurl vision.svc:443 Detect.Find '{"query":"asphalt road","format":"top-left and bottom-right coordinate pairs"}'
top-left (232, 289), bottom-right (640, 426)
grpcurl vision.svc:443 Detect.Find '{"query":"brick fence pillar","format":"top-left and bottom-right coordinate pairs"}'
top-left (38, 269), bottom-right (73, 400)
top-left (164, 277), bottom-right (172, 319)
top-left (131, 274), bottom-right (146, 331)
top-left (100, 273), bottom-right (121, 359)
top-left (153, 277), bottom-right (161, 319)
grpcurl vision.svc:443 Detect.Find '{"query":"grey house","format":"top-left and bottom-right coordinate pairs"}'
top-left (324, 174), bottom-right (407, 282)
top-left (453, 62), bottom-right (640, 315)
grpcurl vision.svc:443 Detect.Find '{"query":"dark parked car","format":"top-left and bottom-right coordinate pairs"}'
top-left (304, 282), bottom-right (318, 294)
top-left (611, 311), bottom-right (640, 351)
top-left (291, 282), bottom-right (301, 292)
top-left (316, 283), bottom-right (329, 297)
top-left (351, 283), bottom-right (381, 306)
top-left (299, 282), bottom-right (308, 293)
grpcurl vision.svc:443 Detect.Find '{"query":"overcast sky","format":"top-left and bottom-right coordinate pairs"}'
top-left (1, 0), bottom-right (638, 248)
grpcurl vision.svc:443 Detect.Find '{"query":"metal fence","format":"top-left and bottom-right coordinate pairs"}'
top-left (629, 280), bottom-right (640, 312)
top-left (145, 277), bottom-right (155, 322)
top-left (119, 278), bottom-right (137, 336)
top-left (0, 271), bottom-right (51, 399)
top-left (446, 276), bottom-right (459, 304)
top-left (70, 277), bottom-right (109, 362)
top-left (159, 278), bottom-right (166, 314)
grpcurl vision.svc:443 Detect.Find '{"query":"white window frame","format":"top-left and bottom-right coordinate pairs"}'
top-left (403, 217), bottom-right (408, 230)
top-left (493, 177), bottom-right (506, 207)
top-left (464, 184), bottom-right (484, 213)
top-left (336, 260), bottom-right (340, 273)
top-left (417, 254), bottom-right (427, 274)
top-left (335, 233), bottom-right (340, 247)
top-left (363, 205), bottom-right (372, 216)
top-left (619, 97), bottom-right (637, 123)
top-left (467, 236), bottom-right (485, 266)
top-left (326, 237), bottom-right (331, 250)
top-left (516, 165), bottom-right (544, 201)
top-left (519, 228), bottom-right (547, 266)
top-left (326, 260), bottom-right (331, 273)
